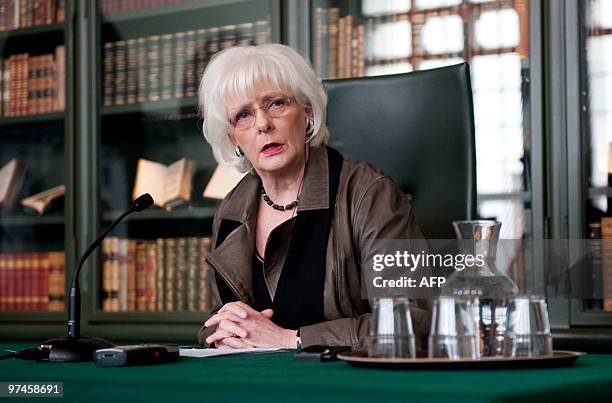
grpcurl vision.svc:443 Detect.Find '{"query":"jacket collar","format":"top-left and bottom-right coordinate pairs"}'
top-left (207, 145), bottom-right (330, 304)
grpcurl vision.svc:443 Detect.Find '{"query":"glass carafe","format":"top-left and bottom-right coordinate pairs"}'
top-left (441, 220), bottom-right (519, 357)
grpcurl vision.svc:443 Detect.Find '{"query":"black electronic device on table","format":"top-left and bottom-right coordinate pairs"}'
top-left (94, 344), bottom-right (180, 367)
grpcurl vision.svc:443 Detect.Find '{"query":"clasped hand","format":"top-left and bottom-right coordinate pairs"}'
top-left (204, 301), bottom-right (297, 349)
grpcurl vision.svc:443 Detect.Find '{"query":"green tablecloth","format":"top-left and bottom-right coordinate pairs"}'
top-left (1, 343), bottom-right (611, 402)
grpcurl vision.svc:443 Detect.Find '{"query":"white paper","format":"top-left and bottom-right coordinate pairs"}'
top-left (179, 347), bottom-right (283, 358)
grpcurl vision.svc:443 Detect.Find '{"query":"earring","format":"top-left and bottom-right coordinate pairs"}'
top-left (234, 146), bottom-right (244, 157)
top-left (305, 117), bottom-right (314, 143)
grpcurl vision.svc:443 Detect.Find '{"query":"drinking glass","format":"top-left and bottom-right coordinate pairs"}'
top-left (503, 296), bottom-right (553, 357)
top-left (428, 297), bottom-right (479, 359)
top-left (367, 297), bottom-right (415, 358)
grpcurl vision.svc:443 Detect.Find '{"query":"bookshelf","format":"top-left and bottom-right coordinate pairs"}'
top-left (567, 0), bottom-right (612, 325)
top-left (0, 0), bottom-right (69, 334)
top-left (86, 0), bottom-right (280, 342)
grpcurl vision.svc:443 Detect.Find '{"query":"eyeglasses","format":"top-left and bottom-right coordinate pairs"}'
top-left (228, 95), bottom-right (294, 131)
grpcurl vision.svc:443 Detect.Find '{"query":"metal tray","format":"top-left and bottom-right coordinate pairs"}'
top-left (337, 350), bottom-right (585, 370)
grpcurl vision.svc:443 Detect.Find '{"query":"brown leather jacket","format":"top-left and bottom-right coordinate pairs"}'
top-left (198, 146), bottom-right (430, 349)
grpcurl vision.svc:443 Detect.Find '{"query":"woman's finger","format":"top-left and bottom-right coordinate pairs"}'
top-left (221, 337), bottom-right (253, 349)
top-left (219, 303), bottom-right (248, 319)
top-left (235, 301), bottom-right (259, 316)
top-left (219, 319), bottom-right (248, 338)
top-left (205, 329), bottom-right (234, 345)
top-left (260, 309), bottom-right (274, 318)
top-left (204, 311), bottom-right (244, 327)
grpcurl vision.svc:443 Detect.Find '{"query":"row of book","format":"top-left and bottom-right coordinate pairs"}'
top-left (102, 20), bottom-right (270, 106)
top-left (0, 0), bottom-right (65, 31)
top-left (0, 251), bottom-right (65, 312)
top-left (312, 8), bottom-right (366, 80)
top-left (589, 217), bottom-right (612, 311)
top-left (0, 46), bottom-right (66, 117)
top-left (101, 236), bottom-right (215, 313)
top-left (100, 0), bottom-right (193, 15)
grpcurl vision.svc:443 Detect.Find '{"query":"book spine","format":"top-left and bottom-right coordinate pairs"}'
top-left (198, 237), bottom-right (211, 311)
top-left (55, 45), bottom-right (64, 111)
top-left (101, 238), bottom-right (111, 311)
top-left (156, 238), bottom-right (165, 312)
top-left (114, 40), bottom-right (126, 105)
top-left (175, 238), bottom-right (186, 311)
top-left (147, 35), bottom-right (161, 101)
top-left (103, 42), bottom-right (114, 106)
top-left (219, 24), bottom-right (237, 50)
top-left (127, 239), bottom-right (136, 311)
top-left (195, 28), bottom-right (208, 80)
top-left (206, 27), bottom-right (219, 62)
top-left (126, 38), bottom-right (137, 104)
top-left (2, 58), bottom-right (8, 116)
top-left (357, 24), bottom-right (365, 77)
top-left (351, 20), bottom-right (359, 77)
top-left (22, 53), bottom-right (29, 116)
top-left (48, 251), bottom-right (65, 312)
top-left (14, 253), bottom-right (24, 311)
top-left (6, 253), bottom-right (14, 311)
top-left (135, 241), bottom-right (147, 311)
top-left (236, 22), bottom-right (254, 46)
top-left (145, 241), bottom-right (156, 311)
top-left (337, 16), bottom-right (346, 79)
top-left (344, 15), bottom-right (353, 79)
top-left (136, 37), bottom-right (147, 103)
top-left (327, 8), bottom-right (339, 79)
top-left (160, 33), bottom-right (173, 100)
top-left (23, 252), bottom-right (33, 311)
top-left (254, 20), bottom-right (269, 46)
top-left (26, 55), bottom-right (35, 115)
top-left (56, 0), bottom-right (63, 22)
top-left (164, 238), bottom-right (176, 311)
top-left (186, 237), bottom-right (198, 311)
top-left (110, 237), bottom-right (120, 312)
top-left (30, 252), bottom-right (39, 310)
top-left (118, 238), bottom-right (128, 311)
top-left (172, 32), bottom-right (185, 99)
top-left (39, 252), bottom-right (49, 311)
top-left (184, 30), bottom-right (196, 97)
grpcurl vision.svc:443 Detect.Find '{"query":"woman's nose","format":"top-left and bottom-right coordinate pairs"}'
top-left (255, 108), bottom-right (273, 133)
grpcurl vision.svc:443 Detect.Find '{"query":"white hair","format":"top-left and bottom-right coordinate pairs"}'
top-left (198, 44), bottom-right (329, 172)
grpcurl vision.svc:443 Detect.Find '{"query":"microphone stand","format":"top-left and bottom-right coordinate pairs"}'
top-left (41, 194), bottom-right (154, 362)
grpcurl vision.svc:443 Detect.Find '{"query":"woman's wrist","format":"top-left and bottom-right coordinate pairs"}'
top-left (284, 329), bottom-right (299, 349)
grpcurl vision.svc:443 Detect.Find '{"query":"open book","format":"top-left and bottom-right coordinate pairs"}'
top-left (132, 158), bottom-right (195, 210)
top-left (21, 184), bottom-right (66, 215)
top-left (203, 164), bottom-right (247, 200)
top-left (0, 159), bottom-right (26, 212)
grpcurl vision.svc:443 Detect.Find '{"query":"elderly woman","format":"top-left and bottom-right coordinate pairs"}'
top-left (197, 44), bottom-right (428, 350)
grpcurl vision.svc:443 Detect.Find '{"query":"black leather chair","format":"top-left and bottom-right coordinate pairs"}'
top-left (324, 63), bottom-right (477, 239)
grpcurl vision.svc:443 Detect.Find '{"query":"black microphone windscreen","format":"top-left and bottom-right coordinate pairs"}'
top-left (132, 193), bottom-right (154, 212)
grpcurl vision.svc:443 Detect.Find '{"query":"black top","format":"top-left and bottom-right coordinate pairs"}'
top-left (252, 252), bottom-right (272, 310)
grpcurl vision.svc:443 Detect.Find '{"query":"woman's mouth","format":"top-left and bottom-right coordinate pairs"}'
top-left (261, 143), bottom-right (284, 155)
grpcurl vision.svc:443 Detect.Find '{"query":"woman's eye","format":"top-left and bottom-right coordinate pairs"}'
top-left (237, 111), bottom-right (251, 121)
top-left (270, 99), bottom-right (286, 109)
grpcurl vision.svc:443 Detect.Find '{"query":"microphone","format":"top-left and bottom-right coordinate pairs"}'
top-left (41, 194), bottom-right (155, 362)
